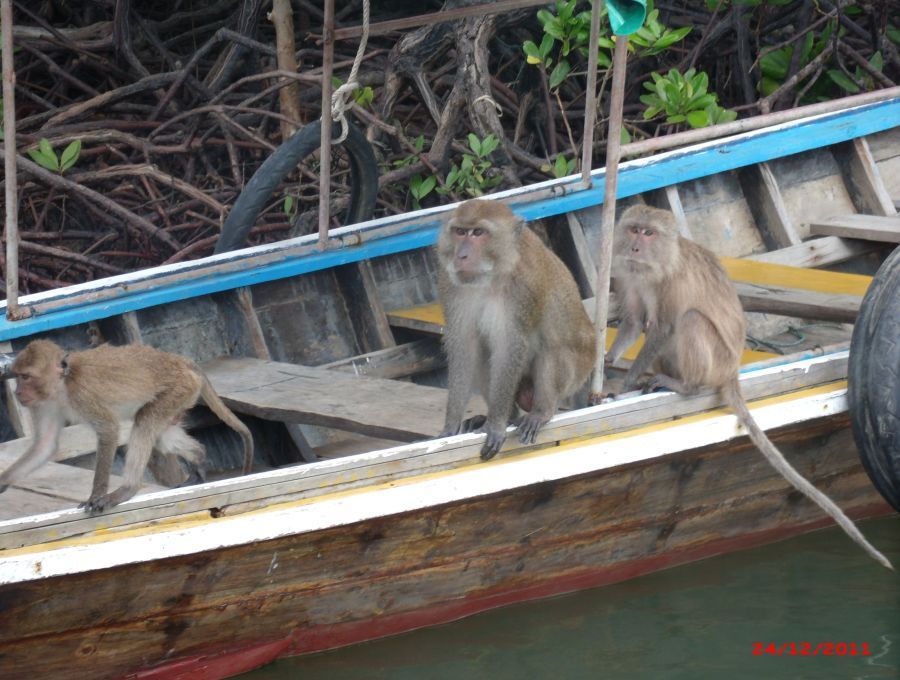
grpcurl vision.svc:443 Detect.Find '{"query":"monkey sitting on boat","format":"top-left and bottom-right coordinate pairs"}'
top-left (606, 204), bottom-right (892, 569)
top-left (0, 340), bottom-right (254, 513)
top-left (436, 198), bottom-right (596, 460)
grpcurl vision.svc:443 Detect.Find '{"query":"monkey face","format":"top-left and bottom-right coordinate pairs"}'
top-left (12, 341), bottom-right (65, 406)
top-left (621, 223), bottom-right (660, 263)
top-left (444, 224), bottom-right (494, 285)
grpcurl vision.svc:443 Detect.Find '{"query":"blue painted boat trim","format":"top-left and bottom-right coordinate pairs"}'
top-left (1, 99), bottom-right (897, 342)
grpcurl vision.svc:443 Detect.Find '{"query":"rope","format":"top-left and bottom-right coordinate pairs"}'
top-left (330, 0), bottom-right (370, 144)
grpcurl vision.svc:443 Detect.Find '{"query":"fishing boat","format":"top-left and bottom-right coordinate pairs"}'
top-left (0, 94), bottom-right (898, 679)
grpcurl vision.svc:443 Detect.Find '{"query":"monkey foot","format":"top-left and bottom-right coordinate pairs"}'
top-left (517, 413), bottom-right (549, 445)
top-left (479, 427), bottom-right (506, 461)
top-left (462, 415), bottom-right (487, 432)
top-left (81, 487), bottom-right (137, 514)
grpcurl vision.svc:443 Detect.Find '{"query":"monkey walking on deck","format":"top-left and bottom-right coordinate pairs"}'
top-left (0, 340), bottom-right (254, 513)
top-left (607, 205), bottom-right (892, 569)
top-left (437, 199), bottom-right (597, 460)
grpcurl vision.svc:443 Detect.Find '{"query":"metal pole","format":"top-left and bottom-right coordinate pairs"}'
top-left (1, 0), bottom-right (23, 320)
top-left (579, 0), bottom-right (603, 187)
top-left (317, 0), bottom-right (335, 249)
top-left (589, 34), bottom-right (629, 400)
top-left (620, 85), bottom-right (900, 158)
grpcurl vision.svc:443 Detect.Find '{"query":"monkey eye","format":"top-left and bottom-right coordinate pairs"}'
top-left (643, 228), bottom-right (655, 237)
top-left (628, 225), bottom-right (641, 235)
top-left (471, 227), bottom-right (485, 237)
top-left (453, 227), bottom-right (468, 236)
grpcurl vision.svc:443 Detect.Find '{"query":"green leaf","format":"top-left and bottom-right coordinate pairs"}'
top-left (548, 59), bottom-right (571, 89)
top-left (827, 69), bottom-right (860, 93)
top-left (29, 139), bottom-right (60, 172)
top-left (869, 51), bottom-right (883, 72)
top-left (760, 48), bottom-right (790, 80)
top-left (888, 25), bottom-right (900, 45)
top-left (283, 195), bottom-right (294, 215)
top-left (620, 127), bottom-right (632, 145)
top-left (686, 110), bottom-right (710, 128)
top-left (553, 154), bottom-right (568, 178)
top-left (59, 139), bottom-right (81, 173)
top-left (479, 135), bottom-right (499, 157)
top-left (467, 133), bottom-right (480, 155)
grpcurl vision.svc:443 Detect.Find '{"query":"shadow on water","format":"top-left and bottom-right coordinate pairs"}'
top-left (242, 516), bottom-right (900, 680)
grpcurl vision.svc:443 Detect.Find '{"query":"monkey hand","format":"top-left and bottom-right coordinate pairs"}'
top-left (480, 424), bottom-right (507, 461)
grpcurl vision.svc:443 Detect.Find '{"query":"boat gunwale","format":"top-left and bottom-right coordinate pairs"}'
top-left (0, 349), bottom-right (850, 561)
top-left (0, 98), bottom-right (897, 342)
top-left (0, 373), bottom-right (852, 583)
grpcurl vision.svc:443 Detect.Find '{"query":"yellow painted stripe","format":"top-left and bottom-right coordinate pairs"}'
top-left (721, 257), bottom-right (872, 296)
top-left (388, 303), bottom-right (444, 325)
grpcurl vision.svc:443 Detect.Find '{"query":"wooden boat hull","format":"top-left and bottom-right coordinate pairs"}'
top-left (0, 409), bottom-right (889, 680)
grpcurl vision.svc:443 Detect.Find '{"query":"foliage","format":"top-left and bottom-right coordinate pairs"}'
top-left (759, 20), bottom-right (885, 101)
top-left (27, 138), bottom-right (82, 173)
top-left (522, 1), bottom-right (690, 90)
top-left (392, 134), bottom-right (439, 209)
top-left (640, 68), bottom-right (737, 128)
top-left (439, 134), bottom-right (503, 198)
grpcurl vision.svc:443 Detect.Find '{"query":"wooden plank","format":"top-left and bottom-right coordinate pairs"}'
top-left (738, 162), bottom-right (801, 248)
top-left (202, 357), bottom-right (453, 441)
top-left (388, 304), bottom-right (446, 335)
top-left (321, 339), bottom-right (445, 379)
top-left (834, 137), bottom-right (897, 217)
top-left (0, 487), bottom-right (74, 521)
top-left (808, 214), bottom-right (900, 243)
top-left (646, 186), bottom-right (691, 237)
top-left (335, 260), bottom-right (397, 353)
top-left (564, 209), bottom-right (599, 296)
top-left (734, 282), bottom-right (860, 322)
top-left (746, 236), bottom-right (872, 268)
top-left (721, 256), bottom-right (872, 295)
top-left (0, 443), bottom-right (166, 511)
top-left (388, 303), bottom-right (773, 364)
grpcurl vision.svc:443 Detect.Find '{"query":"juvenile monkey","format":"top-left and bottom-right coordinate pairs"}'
top-left (608, 204), bottom-right (892, 569)
top-left (437, 199), bottom-right (596, 460)
top-left (0, 340), bottom-right (254, 513)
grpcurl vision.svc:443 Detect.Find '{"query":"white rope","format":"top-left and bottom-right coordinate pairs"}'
top-left (330, 0), bottom-right (370, 144)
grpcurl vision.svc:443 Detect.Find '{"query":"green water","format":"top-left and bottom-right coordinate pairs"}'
top-left (243, 516), bottom-right (900, 679)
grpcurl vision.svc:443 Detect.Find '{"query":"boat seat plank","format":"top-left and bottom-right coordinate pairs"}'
top-left (388, 258), bottom-right (873, 331)
top-left (808, 214), bottom-right (900, 243)
top-left (387, 304), bottom-right (774, 365)
top-left (202, 357), bottom-right (455, 441)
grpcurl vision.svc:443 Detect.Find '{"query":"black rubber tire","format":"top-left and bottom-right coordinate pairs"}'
top-left (848, 244), bottom-right (900, 513)
top-left (214, 119), bottom-right (378, 254)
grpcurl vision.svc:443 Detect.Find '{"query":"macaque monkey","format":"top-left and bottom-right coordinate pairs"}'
top-left (437, 199), bottom-right (596, 460)
top-left (607, 204), bottom-right (892, 569)
top-left (0, 340), bottom-right (254, 513)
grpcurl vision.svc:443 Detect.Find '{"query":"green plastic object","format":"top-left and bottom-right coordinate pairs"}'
top-left (606, 0), bottom-right (647, 36)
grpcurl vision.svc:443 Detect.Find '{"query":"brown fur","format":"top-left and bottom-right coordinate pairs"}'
top-left (608, 205), bottom-right (891, 569)
top-left (0, 340), bottom-right (254, 513)
top-left (437, 199), bottom-right (596, 459)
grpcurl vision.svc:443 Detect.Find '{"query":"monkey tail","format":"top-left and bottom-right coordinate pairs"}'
top-left (198, 375), bottom-right (255, 475)
top-left (722, 379), bottom-right (893, 571)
